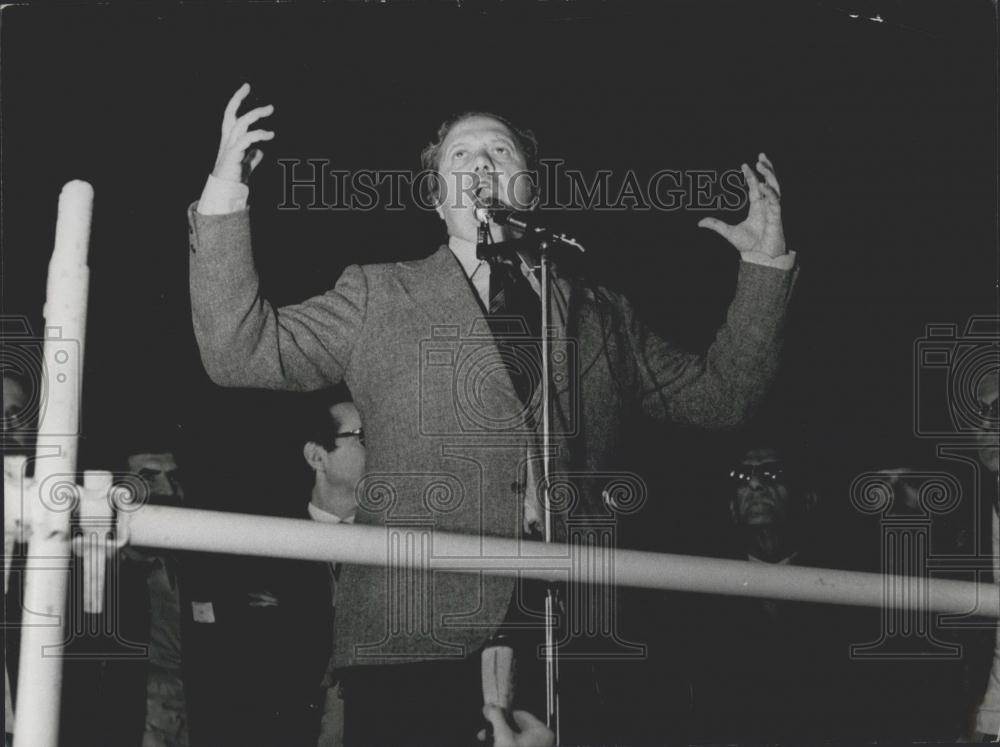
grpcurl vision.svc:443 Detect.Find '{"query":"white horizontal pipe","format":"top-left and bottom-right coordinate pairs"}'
top-left (126, 505), bottom-right (1000, 617)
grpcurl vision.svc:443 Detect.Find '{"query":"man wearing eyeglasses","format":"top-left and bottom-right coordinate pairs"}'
top-left (728, 446), bottom-right (817, 564)
top-left (211, 396), bottom-right (366, 747)
top-left (301, 396), bottom-right (366, 746)
top-left (971, 371), bottom-right (1000, 742)
top-left (303, 399), bottom-right (365, 525)
top-left (691, 443), bottom-right (856, 742)
top-left (974, 373), bottom-right (998, 476)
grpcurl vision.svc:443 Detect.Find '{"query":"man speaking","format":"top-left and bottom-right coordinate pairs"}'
top-left (188, 84), bottom-right (797, 745)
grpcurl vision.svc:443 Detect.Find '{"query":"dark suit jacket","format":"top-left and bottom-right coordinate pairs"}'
top-left (686, 539), bottom-right (871, 742)
top-left (188, 206), bottom-right (797, 668)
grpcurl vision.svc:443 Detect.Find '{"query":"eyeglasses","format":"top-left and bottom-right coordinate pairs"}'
top-left (2, 406), bottom-right (28, 427)
top-left (332, 428), bottom-right (365, 447)
top-left (976, 398), bottom-right (999, 421)
top-left (728, 462), bottom-right (784, 484)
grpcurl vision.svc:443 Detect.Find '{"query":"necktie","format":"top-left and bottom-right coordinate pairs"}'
top-left (483, 255), bottom-right (553, 704)
top-left (485, 255), bottom-right (542, 414)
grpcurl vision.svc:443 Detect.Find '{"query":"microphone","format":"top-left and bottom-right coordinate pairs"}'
top-left (474, 200), bottom-right (585, 253)
top-left (481, 640), bottom-right (519, 741)
top-left (475, 205), bottom-right (532, 231)
top-left (474, 202), bottom-right (547, 233)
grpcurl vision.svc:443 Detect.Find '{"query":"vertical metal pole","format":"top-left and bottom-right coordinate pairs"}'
top-left (540, 249), bottom-right (551, 546)
top-left (539, 247), bottom-right (560, 743)
top-left (14, 181), bottom-right (93, 747)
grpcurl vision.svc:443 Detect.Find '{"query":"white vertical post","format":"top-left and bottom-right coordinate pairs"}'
top-left (14, 181), bottom-right (93, 747)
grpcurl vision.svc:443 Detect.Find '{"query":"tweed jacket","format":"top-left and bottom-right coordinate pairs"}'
top-left (188, 206), bottom-right (798, 667)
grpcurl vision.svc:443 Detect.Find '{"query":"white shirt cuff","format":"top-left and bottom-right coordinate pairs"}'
top-left (740, 250), bottom-right (797, 271)
top-left (197, 174), bottom-right (250, 216)
top-left (308, 502), bottom-right (356, 524)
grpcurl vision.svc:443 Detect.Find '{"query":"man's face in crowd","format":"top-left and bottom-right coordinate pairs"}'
top-left (3, 375), bottom-right (32, 450)
top-left (976, 372), bottom-right (998, 474)
top-left (127, 451), bottom-right (184, 506)
top-left (730, 447), bottom-right (791, 527)
top-left (434, 115), bottom-right (534, 244)
top-left (314, 402), bottom-right (366, 492)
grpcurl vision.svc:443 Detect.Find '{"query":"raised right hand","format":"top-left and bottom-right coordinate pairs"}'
top-left (211, 83), bottom-right (275, 184)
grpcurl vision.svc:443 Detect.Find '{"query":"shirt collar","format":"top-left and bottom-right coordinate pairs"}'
top-left (448, 235), bottom-right (486, 279)
top-left (747, 551), bottom-right (798, 565)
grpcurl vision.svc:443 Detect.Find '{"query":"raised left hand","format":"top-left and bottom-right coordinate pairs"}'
top-left (698, 153), bottom-right (786, 259)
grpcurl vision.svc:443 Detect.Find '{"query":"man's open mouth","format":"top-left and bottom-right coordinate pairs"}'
top-left (473, 190), bottom-right (506, 211)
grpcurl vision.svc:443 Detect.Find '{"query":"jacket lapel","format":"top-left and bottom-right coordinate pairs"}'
top-left (395, 245), bottom-right (524, 423)
top-left (394, 245), bottom-right (484, 328)
top-left (393, 247), bottom-right (599, 435)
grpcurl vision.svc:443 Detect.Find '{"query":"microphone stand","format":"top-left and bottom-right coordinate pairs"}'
top-left (477, 216), bottom-right (584, 746)
top-left (537, 235), bottom-right (561, 746)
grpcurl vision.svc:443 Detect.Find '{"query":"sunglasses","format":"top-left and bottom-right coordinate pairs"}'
top-left (332, 428), bottom-right (365, 447)
top-left (729, 462), bottom-right (784, 484)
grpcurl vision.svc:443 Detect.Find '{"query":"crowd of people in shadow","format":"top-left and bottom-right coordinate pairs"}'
top-left (4, 369), bottom-right (998, 745)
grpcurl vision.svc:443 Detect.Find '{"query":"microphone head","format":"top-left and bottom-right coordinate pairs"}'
top-left (488, 207), bottom-right (515, 226)
top-left (474, 196), bottom-right (513, 225)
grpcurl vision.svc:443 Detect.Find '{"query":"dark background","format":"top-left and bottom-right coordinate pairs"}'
top-left (1, 0), bottom-right (995, 537)
top-left (2, 2), bottom-right (997, 743)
